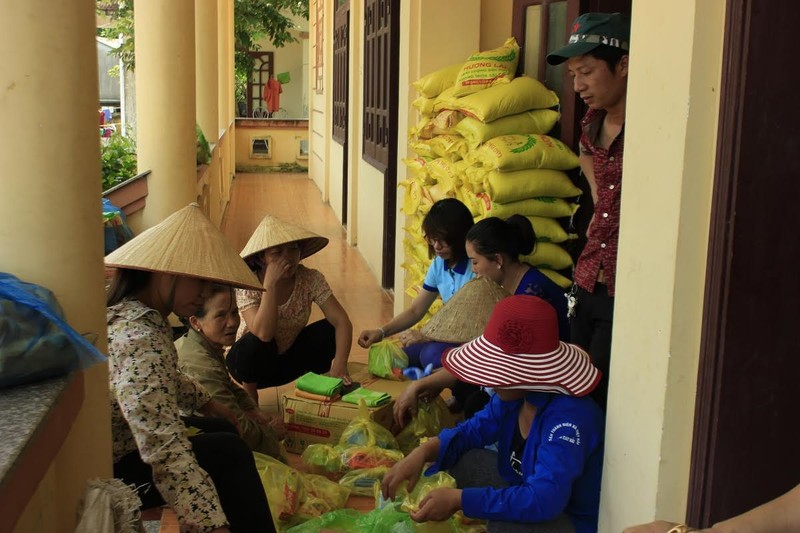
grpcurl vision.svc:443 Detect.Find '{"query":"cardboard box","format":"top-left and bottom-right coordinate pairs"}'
top-left (282, 366), bottom-right (412, 454)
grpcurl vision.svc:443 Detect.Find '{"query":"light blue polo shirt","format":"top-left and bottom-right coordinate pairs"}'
top-left (422, 256), bottom-right (474, 303)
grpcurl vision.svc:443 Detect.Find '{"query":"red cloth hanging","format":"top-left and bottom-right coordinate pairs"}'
top-left (263, 77), bottom-right (283, 114)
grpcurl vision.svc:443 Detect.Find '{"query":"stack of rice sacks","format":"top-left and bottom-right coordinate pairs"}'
top-left (401, 37), bottom-right (580, 309)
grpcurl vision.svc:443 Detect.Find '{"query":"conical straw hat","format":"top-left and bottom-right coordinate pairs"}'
top-left (105, 203), bottom-right (262, 290)
top-left (421, 277), bottom-right (510, 343)
top-left (240, 214), bottom-right (329, 261)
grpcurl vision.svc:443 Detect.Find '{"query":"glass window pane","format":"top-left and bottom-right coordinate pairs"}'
top-left (524, 5), bottom-right (542, 78)
top-left (545, 1), bottom-right (567, 99)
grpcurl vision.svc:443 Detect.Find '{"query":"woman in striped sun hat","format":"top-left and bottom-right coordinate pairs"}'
top-left (381, 295), bottom-right (604, 533)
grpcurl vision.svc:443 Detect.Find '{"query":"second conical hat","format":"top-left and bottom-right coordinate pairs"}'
top-left (105, 203), bottom-right (262, 290)
top-left (239, 214), bottom-right (329, 261)
top-left (421, 277), bottom-right (510, 343)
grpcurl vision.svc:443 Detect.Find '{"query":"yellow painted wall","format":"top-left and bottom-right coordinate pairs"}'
top-left (1, 1), bottom-right (112, 531)
top-left (393, 0), bottom-right (481, 311)
top-left (600, 1), bottom-right (725, 530)
top-left (309, 0), bottom-right (327, 197)
top-left (480, 0), bottom-right (514, 51)
top-left (234, 124), bottom-right (309, 167)
top-left (253, 16), bottom-right (309, 119)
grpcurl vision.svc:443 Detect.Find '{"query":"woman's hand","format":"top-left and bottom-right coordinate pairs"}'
top-left (410, 488), bottom-right (462, 523)
top-left (381, 449), bottom-right (427, 500)
top-left (244, 408), bottom-right (286, 439)
top-left (400, 329), bottom-right (428, 347)
top-left (328, 359), bottom-right (352, 385)
top-left (358, 328), bottom-right (384, 348)
top-left (199, 399), bottom-right (242, 435)
top-left (261, 255), bottom-right (292, 288)
top-left (393, 381), bottom-right (421, 428)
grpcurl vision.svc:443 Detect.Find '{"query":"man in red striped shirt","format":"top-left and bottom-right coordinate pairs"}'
top-left (547, 12), bottom-right (631, 409)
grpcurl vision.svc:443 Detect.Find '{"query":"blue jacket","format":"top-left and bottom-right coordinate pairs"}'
top-left (425, 392), bottom-right (604, 532)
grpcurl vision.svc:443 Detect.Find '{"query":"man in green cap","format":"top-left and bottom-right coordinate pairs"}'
top-left (547, 12), bottom-right (631, 410)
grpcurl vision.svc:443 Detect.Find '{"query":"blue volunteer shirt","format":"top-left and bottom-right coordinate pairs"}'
top-left (422, 256), bottom-right (474, 303)
top-left (426, 392), bottom-right (604, 532)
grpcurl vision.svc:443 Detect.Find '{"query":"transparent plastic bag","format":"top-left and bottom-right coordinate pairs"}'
top-left (301, 443), bottom-right (343, 478)
top-left (396, 398), bottom-right (446, 455)
top-left (0, 273), bottom-right (105, 389)
top-left (368, 339), bottom-right (409, 380)
top-left (340, 445), bottom-right (405, 471)
top-left (339, 402), bottom-right (400, 450)
top-left (338, 466), bottom-right (390, 497)
top-left (284, 508), bottom-right (362, 533)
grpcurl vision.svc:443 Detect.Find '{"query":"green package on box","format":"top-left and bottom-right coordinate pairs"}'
top-left (341, 387), bottom-right (391, 407)
top-left (296, 372), bottom-right (343, 397)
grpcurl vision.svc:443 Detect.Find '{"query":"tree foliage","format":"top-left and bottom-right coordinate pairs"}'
top-left (95, 0), bottom-right (309, 83)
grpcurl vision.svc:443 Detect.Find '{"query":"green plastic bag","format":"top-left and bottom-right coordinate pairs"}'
top-left (368, 340), bottom-right (409, 380)
top-left (277, 71), bottom-right (291, 84)
top-left (284, 508), bottom-right (361, 533)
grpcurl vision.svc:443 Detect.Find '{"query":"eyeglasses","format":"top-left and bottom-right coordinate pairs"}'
top-left (425, 235), bottom-right (447, 247)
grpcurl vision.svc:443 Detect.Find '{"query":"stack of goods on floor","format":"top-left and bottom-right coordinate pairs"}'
top-left (402, 38), bottom-right (580, 306)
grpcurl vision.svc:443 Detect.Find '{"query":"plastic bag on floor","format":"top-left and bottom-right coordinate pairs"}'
top-left (284, 508), bottom-right (362, 533)
top-left (74, 478), bottom-right (141, 533)
top-left (396, 398), bottom-right (446, 455)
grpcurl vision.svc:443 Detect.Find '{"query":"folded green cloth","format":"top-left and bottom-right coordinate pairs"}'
top-left (296, 372), bottom-right (343, 397)
top-left (341, 387), bottom-right (391, 407)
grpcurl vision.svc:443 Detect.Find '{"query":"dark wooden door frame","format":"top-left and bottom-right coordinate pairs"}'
top-left (333, 0), bottom-right (350, 226)
top-left (688, 0), bottom-right (800, 525)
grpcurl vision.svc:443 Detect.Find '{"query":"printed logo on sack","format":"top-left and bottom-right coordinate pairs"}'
top-left (548, 422), bottom-right (582, 446)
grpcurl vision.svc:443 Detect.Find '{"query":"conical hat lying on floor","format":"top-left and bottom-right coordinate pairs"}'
top-left (421, 277), bottom-right (510, 343)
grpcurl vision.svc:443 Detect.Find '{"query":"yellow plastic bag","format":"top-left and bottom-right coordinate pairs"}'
top-left (452, 38), bottom-right (519, 97)
top-left (455, 109), bottom-right (560, 149)
top-left (432, 86), bottom-right (461, 114)
top-left (477, 134), bottom-right (579, 171)
top-left (301, 443), bottom-right (344, 477)
top-left (339, 446), bottom-right (405, 471)
top-left (412, 96), bottom-right (437, 117)
top-left (368, 339), bottom-right (409, 380)
top-left (428, 135), bottom-right (468, 161)
top-left (478, 194), bottom-right (579, 219)
top-left (521, 242), bottom-right (574, 270)
top-left (410, 139), bottom-right (435, 159)
top-left (338, 466), bottom-right (390, 497)
top-left (398, 471), bottom-right (458, 514)
top-left (396, 398), bottom-right (446, 455)
top-left (413, 62), bottom-right (463, 98)
top-left (432, 109), bottom-right (464, 131)
top-left (339, 403), bottom-right (400, 450)
top-left (427, 158), bottom-right (461, 191)
top-left (253, 451), bottom-right (303, 521)
top-left (483, 168), bottom-right (582, 202)
top-left (457, 76), bottom-right (559, 123)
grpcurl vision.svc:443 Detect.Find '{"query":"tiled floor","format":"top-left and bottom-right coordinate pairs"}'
top-left (158, 172), bottom-right (395, 531)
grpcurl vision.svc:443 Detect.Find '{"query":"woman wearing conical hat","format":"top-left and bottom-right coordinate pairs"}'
top-left (226, 214), bottom-right (353, 403)
top-left (105, 204), bottom-right (276, 533)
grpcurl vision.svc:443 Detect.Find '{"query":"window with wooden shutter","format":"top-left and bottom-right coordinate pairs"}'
top-left (362, 0), bottom-right (399, 171)
top-left (332, 1), bottom-right (349, 144)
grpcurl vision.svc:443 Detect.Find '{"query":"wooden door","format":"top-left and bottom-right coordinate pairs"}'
top-left (689, 0), bottom-right (800, 525)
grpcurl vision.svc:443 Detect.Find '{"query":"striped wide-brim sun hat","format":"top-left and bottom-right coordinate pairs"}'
top-left (442, 295), bottom-right (601, 397)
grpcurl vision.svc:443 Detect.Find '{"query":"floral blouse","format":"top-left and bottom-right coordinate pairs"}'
top-left (235, 264), bottom-right (332, 353)
top-left (107, 298), bottom-right (227, 531)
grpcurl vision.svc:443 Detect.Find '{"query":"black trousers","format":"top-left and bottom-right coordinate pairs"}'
top-left (570, 284), bottom-right (615, 410)
top-left (113, 416), bottom-right (276, 533)
top-left (226, 319), bottom-right (336, 388)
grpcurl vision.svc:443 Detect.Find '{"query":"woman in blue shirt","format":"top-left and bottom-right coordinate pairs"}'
top-left (358, 198), bottom-right (475, 368)
top-left (382, 295), bottom-right (604, 533)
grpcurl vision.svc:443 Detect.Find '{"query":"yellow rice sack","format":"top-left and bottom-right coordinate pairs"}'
top-left (400, 179), bottom-right (427, 216)
top-left (457, 76), bottom-right (559, 122)
top-left (477, 134), bottom-right (579, 171)
top-left (429, 135), bottom-right (468, 161)
top-left (452, 37), bottom-right (520, 97)
top-left (483, 168), bottom-right (582, 202)
top-left (478, 193), bottom-right (579, 218)
top-left (402, 158), bottom-right (431, 181)
top-left (432, 86), bottom-right (461, 114)
top-left (526, 216), bottom-right (577, 244)
top-left (412, 62), bottom-right (463, 98)
top-left (538, 268), bottom-right (573, 289)
top-left (521, 242), bottom-right (573, 270)
top-left (412, 96), bottom-right (436, 117)
top-left (432, 109), bottom-right (464, 131)
top-left (409, 139), bottom-right (435, 159)
top-left (455, 109), bottom-right (561, 149)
